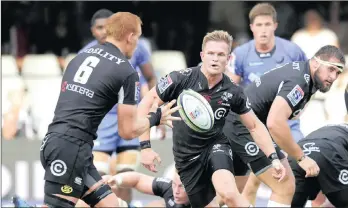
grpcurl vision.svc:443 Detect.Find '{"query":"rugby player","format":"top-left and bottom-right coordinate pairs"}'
top-left (223, 45), bottom-right (345, 207)
top-left (290, 123), bottom-right (348, 207)
top-left (137, 30), bottom-right (286, 207)
top-left (224, 3), bottom-right (307, 204)
top-left (36, 12), bottom-right (179, 208)
top-left (106, 171), bottom-right (195, 207)
top-left (77, 8), bottom-right (157, 205)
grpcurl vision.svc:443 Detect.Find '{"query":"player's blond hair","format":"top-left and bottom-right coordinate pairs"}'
top-left (249, 3), bottom-right (277, 24)
top-left (105, 12), bottom-right (142, 41)
top-left (202, 30), bottom-right (233, 54)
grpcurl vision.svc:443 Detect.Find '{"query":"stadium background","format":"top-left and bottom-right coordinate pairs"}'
top-left (1, 1), bottom-right (348, 207)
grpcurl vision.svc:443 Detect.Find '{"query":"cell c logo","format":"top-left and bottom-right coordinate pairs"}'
top-left (214, 108), bottom-right (227, 120)
top-left (50, 160), bottom-right (67, 176)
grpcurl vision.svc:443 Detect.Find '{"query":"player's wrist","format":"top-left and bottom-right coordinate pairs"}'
top-left (267, 152), bottom-right (279, 162)
top-left (148, 108), bottom-right (162, 127)
top-left (297, 154), bottom-right (306, 163)
top-left (140, 140), bottom-right (151, 150)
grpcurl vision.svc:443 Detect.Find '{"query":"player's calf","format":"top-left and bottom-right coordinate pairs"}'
top-left (241, 173), bottom-right (261, 206)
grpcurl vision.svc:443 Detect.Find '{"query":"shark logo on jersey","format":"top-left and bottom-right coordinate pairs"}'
top-left (287, 85), bottom-right (304, 107)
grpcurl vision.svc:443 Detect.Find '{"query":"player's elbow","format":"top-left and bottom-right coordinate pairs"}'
top-left (118, 128), bottom-right (137, 140)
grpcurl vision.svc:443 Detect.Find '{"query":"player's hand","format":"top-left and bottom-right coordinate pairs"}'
top-left (298, 156), bottom-right (320, 177)
top-left (271, 159), bottom-right (286, 182)
top-left (105, 175), bottom-right (120, 192)
top-left (150, 99), bottom-right (181, 128)
top-left (140, 148), bottom-right (161, 173)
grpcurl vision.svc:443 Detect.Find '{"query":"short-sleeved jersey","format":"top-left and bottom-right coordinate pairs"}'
top-left (241, 61), bottom-right (316, 124)
top-left (228, 37), bottom-right (307, 87)
top-left (345, 87), bottom-right (348, 112)
top-left (47, 42), bottom-right (140, 144)
top-left (152, 177), bottom-right (190, 208)
top-left (155, 67), bottom-right (251, 163)
top-left (300, 124), bottom-right (348, 152)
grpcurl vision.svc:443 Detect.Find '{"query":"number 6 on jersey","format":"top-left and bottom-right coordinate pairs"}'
top-left (74, 56), bottom-right (100, 84)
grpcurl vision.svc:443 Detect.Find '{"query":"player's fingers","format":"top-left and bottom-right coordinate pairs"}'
top-left (164, 100), bottom-right (177, 110)
top-left (168, 116), bottom-right (181, 121)
top-left (150, 164), bottom-right (157, 173)
top-left (155, 154), bottom-right (162, 164)
top-left (165, 106), bottom-right (181, 116)
top-left (165, 121), bottom-right (174, 128)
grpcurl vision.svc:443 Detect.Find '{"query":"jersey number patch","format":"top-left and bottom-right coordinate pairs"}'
top-left (73, 56), bottom-right (100, 84)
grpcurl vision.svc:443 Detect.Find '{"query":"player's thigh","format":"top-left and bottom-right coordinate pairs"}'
top-left (257, 158), bottom-right (295, 194)
top-left (40, 133), bottom-right (99, 206)
top-left (208, 143), bottom-right (238, 194)
top-left (110, 138), bottom-right (140, 175)
top-left (325, 188), bottom-right (348, 207)
top-left (176, 156), bottom-right (216, 208)
top-left (80, 158), bottom-right (115, 207)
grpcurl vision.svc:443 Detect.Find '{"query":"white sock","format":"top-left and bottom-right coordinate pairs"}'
top-left (305, 200), bottom-right (312, 207)
top-left (267, 200), bottom-right (290, 207)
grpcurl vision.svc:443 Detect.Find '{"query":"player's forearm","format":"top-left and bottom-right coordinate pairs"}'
top-left (268, 120), bottom-right (304, 160)
top-left (132, 117), bottom-right (151, 139)
top-left (249, 120), bottom-right (277, 157)
top-left (136, 95), bottom-right (156, 141)
top-left (115, 172), bottom-right (141, 188)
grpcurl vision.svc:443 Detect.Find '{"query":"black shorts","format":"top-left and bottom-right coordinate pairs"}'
top-left (223, 113), bottom-right (285, 175)
top-left (40, 132), bottom-right (102, 198)
top-left (290, 140), bottom-right (348, 199)
top-left (176, 140), bottom-right (234, 208)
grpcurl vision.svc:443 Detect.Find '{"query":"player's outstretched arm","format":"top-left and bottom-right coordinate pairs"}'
top-left (107, 172), bottom-right (156, 195)
top-left (268, 96), bottom-right (319, 177)
top-left (240, 110), bottom-right (286, 181)
top-left (267, 96), bottom-right (304, 159)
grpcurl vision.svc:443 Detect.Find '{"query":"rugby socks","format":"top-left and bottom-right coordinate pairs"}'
top-left (267, 200), bottom-right (290, 207)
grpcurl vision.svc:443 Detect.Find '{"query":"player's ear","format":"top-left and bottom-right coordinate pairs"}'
top-left (200, 51), bottom-right (204, 61)
top-left (127, 32), bottom-right (134, 43)
top-left (249, 24), bottom-right (254, 33)
top-left (273, 21), bottom-right (278, 31)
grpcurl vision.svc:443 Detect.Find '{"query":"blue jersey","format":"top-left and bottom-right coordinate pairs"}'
top-left (228, 36), bottom-right (307, 87)
top-left (79, 40), bottom-right (151, 151)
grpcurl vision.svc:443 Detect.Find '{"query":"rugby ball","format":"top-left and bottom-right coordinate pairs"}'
top-left (177, 89), bottom-right (214, 133)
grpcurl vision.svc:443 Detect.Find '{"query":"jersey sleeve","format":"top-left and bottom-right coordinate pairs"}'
top-left (230, 86), bottom-right (252, 115)
top-left (136, 43), bottom-right (151, 66)
top-left (118, 72), bottom-right (140, 105)
top-left (155, 70), bottom-right (186, 102)
top-left (277, 79), bottom-right (306, 111)
top-left (152, 177), bottom-right (172, 197)
top-left (227, 47), bottom-right (244, 77)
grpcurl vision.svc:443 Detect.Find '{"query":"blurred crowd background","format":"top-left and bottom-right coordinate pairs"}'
top-left (1, 1), bottom-right (348, 205)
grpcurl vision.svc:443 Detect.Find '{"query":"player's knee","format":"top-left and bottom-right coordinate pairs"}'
top-left (94, 161), bottom-right (110, 175)
top-left (217, 189), bottom-right (239, 205)
top-left (115, 150), bottom-right (140, 173)
top-left (81, 183), bottom-right (113, 207)
top-left (274, 177), bottom-right (295, 197)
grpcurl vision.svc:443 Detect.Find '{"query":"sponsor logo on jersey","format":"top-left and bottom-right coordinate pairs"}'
top-left (214, 108), bottom-right (227, 120)
top-left (304, 74), bottom-right (310, 84)
top-left (135, 81), bottom-right (140, 102)
top-left (156, 177), bottom-right (171, 183)
top-left (248, 62), bottom-right (264, 67)
top-left (62, 81), bottom-right (95, 98)
top-left (292, 62), bottom-right (300, 71)
top-left (287, 85), bottom-right (304, 107)
top-left (61, 185), bottom-right (73, 194)
top-left (158, 75), bottom-right (173, 94)
top-left (302, 142), bottom-right (320, 156)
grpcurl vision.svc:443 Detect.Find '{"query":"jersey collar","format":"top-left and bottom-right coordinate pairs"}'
top-left (255, 45), bottom-right (276, 58)
top-left (104, 42), bottom-right (122, 54)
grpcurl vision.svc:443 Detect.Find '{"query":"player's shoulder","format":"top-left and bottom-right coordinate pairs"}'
top-left (233, 40), bottom-right (254, 57)
top-left (275, 36), bottom-right (303, 52)
top-left (173, 66), bottom-right (200, 78)
top-left (223, 73), bottom-right (244, 92)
